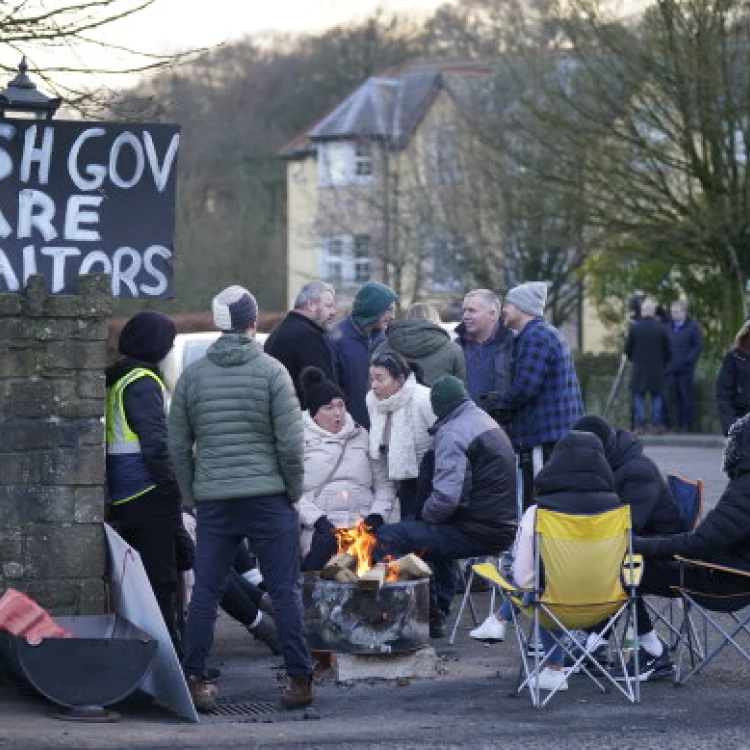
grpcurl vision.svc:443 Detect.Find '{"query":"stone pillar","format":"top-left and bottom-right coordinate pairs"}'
top-left (0, 274), bottom-right (111, 614)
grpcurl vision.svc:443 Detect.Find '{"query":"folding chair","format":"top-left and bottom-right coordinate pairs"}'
top-left (448, 552), bottom-right (508, 645)
top-left (645, 474), bottom-right (704, 649)
top-left (474, 505), bottom-right (643, 708)
top-left (672, 557), bottom-right (750, 684)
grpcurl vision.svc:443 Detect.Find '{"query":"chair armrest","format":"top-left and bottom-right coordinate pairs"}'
top-left (472, 562), bottom-right (532, 594)
top-left (621, 553), bottom-right (644, 588)
top-left (674, 556), bottom-right (750, 580)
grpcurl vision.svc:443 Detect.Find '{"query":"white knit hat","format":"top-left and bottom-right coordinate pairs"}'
top-left (212, 285), bottom-right (258, 332)
top-left (505, 282), bottom-right (548, 317)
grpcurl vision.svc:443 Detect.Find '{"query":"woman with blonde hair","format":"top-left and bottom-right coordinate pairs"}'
top-left (367, 351), bottom-right (436, 519)
top-left (372, 302), bottom-right (466, 386)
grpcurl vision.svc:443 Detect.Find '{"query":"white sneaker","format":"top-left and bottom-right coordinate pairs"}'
top-left (535, 667), bottom-right (569, 692)
top-left (469, 615), bottom-right (506, 642)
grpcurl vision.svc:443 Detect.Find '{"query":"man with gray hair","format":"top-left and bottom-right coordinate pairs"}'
top-left (666, 299), bottom-right (703, 432)
top-left (169, 285), bottom-right (313, 713)
top-left (265, 280), bottom-right (337, 407)
top-left (455, 289), bottom-right (514, 405)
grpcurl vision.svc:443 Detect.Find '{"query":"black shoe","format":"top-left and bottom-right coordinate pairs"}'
top-left (615, 648), bottom-right (673, 682)
top-left (203, 667), bottom-right (222, 684)
top-left (429, 614), bottom-right (446, 639)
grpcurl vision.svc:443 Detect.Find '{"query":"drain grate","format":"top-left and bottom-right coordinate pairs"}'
top-left (203, 700), bottom-right (319, 724)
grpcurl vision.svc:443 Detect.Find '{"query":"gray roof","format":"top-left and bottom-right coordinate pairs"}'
top-left (307, 70), bottom-right (442, 149)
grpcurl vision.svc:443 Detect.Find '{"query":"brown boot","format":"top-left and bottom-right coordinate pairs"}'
top-left (187, 674), bottom-right (218, 713)
top-left (282, 674), bottom-right (313, 710)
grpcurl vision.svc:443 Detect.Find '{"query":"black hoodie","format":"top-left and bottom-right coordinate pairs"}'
top-left (635, 415), bottom-right (750, 573)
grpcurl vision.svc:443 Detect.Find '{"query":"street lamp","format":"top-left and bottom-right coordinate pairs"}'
top-left (0, 57), bottom-right (61, 120)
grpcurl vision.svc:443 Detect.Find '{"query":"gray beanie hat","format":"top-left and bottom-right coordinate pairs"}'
top-left (506, 281), bottom-right (548, 317)
top-left (212, 285), bottom-right (258, 332)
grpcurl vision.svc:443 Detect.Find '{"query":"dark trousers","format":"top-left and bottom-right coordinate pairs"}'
top-left (637, 559), bottom-right (750, 634)
top-left (375, 520), bottom-right (504, 615)
top-left (670, 371), bottom-right (696, 430)
top-left (183, 494), bottom-right (311, 678)
top-left (397, 478), bottom-right (420, 521)
top-left (221, 571), bottom-right (263, 627)
top-left (108, 487), bottom-right (180, 652)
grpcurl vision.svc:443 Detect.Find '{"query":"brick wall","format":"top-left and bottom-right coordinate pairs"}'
top-left (0, 275), bottom-right (111, 614)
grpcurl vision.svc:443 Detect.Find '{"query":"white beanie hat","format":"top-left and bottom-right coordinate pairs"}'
top-left (212, 285), bottom-right (258, 332)
top-left (505, 282), bottom-right (548, 318)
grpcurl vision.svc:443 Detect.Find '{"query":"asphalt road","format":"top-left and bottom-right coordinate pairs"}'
top-left (1, 441), bottom-right (746, 749)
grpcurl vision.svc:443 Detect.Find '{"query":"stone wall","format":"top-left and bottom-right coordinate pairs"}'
top-left (0, 275), bottom-right (111, 614)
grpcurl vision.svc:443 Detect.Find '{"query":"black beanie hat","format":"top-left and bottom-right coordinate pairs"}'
top-left (572, 414), bottom-right (616, 459)
top-left (119, 311), bottom-right (176, 363)
top-left (430, 375), bottom-right (469, 419)
top-left (300, 366), bottom-right (345, 417)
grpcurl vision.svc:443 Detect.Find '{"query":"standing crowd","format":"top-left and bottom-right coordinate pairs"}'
top-left (105, 278), bottom-right (750, 712)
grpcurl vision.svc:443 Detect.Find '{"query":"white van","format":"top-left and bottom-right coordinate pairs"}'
top-left (160, 331), bottom-right (269, 393)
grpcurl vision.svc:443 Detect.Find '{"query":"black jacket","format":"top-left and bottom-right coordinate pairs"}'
top-left (264, 311), bottom-right (335, 407)
top-left (604, 429), bottom-right (682, 535)
top-left (105, 358), bottom-right (180, 500)
top-left (534, 431), bottom-right (621, 517)
top-left (716, 347), bottom-right (750, 435)
top-left (635, 471), bottom-right (750, 574)
top-left (666, 317), bottom-right (702, 375)
top-left (625, 318), bottom-right (672, 393)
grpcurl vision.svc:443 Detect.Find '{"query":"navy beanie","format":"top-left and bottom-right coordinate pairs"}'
top-left (351, 282), bottom-right (398, 328)
top-left (119, 311), bottom-right (176, 363)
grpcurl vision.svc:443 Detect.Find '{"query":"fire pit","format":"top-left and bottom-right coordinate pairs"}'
top-left (302, 519), bottom-right (431, 655)
top-left (302, 573), bottom-right (429, 654)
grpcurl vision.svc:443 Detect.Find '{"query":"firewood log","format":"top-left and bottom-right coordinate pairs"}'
top-left (319, 552), bottom-right (356, 580)
top-left (357, 563), bottom-right (386, 590)
top-left (334, 569), bottom-right (359, 584)
top-left (394, 554), bottom-right (432, 580)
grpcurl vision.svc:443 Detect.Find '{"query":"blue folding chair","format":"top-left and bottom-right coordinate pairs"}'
top-left (647, 474), bottom-right (705, 649)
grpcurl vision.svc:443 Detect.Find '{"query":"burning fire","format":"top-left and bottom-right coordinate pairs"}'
top-left (334, 517), bottom-right (399, 582)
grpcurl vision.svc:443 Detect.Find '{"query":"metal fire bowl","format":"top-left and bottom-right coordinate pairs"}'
top-left (301, 573), bottom-right (430, 655)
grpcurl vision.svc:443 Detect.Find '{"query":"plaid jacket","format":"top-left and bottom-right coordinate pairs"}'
top-left (493, 318), bottom-right (584, 450)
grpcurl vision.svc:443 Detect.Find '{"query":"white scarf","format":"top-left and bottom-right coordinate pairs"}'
top-left (368, 374), bottom-right (419, 480)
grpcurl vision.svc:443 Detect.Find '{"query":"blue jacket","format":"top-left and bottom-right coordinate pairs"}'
top-left (485, 318), bottom-right (584, 450)
top-left (329, 317), bottom-right (382, 429)
top-left (455, 321), bottom-right (514, 404)
top-left (667, 317), bottom-right (702, 375)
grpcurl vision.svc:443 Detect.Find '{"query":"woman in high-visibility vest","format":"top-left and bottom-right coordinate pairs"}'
top-left (106, 311), bottom-right (187, 656)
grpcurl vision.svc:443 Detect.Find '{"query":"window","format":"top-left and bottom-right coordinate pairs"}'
top-left (428, 125), bottom-right (461, 184)
top-left (354, 235), bottom-right (371, 283)
top-left (320, 235), bottom-right (372, 286)
top-left (317, 141), bottom-right (374, 187)
top-left (355, 141), bottom-right (373, 177)
top-left (426, 231), bottom-right (465, 291)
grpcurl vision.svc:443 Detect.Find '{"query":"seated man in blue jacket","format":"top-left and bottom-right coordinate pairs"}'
top-left (375, 376), bottom-right (517, 638)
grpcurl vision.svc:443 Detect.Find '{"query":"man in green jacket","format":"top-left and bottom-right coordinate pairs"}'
top-left (168, 285), bottom-right (312, 713)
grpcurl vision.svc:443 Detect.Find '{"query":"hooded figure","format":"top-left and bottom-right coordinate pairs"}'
top-left (572, 415), bottom-right (682, 535)
top-left (635, 413), bottom-right (750, 573)
top-left (105, 311), bottom-right (184, 656)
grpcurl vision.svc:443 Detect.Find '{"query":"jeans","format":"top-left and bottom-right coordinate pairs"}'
top-left (182, 494), bottom-right (311, 678)
top-left (633, 391), bottom-right (664, 429)
top-left (376, 520), bottom-right (504, 616)
top-left (498, 590), bottom-right (563, 666)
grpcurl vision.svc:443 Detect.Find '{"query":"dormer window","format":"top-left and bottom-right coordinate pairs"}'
top-left (317, 141), bottom-right (375, 187)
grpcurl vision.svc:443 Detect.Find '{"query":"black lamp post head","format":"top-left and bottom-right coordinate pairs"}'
top-left (0, 57), bottom-right (61, 120)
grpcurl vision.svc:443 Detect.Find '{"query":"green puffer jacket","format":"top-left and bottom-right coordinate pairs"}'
top-left (168, 333), bottom-right (304, 504)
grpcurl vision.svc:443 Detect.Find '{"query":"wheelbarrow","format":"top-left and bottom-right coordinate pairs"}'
top-left (0, 613), bottom-right (158, 721)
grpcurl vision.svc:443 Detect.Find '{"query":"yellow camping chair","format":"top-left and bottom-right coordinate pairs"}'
top-left (474, 504), bottom-right (643, 708)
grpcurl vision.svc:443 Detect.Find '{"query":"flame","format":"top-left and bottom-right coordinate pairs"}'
top-left (384, 556), bottom-right (400, 583)
top-left (335, 517), bottom-right (377, 577)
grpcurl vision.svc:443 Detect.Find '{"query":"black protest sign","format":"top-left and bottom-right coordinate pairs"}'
top-left (0, 119), bottom-right (180, 297)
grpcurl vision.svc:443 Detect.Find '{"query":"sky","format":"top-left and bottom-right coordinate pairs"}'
top-left (102, 0), bottom-right (451, 53)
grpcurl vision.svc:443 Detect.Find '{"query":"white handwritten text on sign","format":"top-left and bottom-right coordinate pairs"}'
top-left (0, 119), bottom-right (180, 297)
